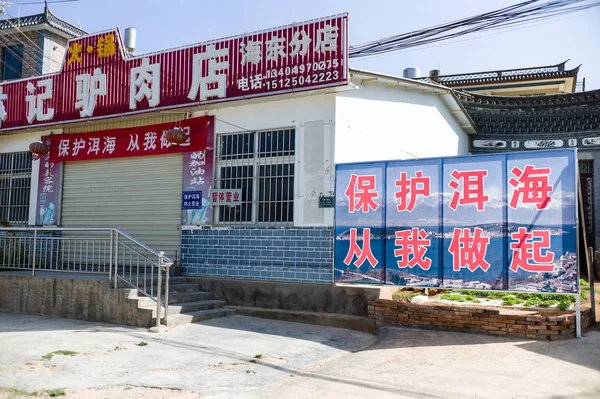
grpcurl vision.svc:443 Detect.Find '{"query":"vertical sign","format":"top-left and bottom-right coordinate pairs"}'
top-left (442, 155), bottom-right (506, 290)
top-left (335, 162), bottom-right (385, 284)
top-left (386, 159), bottom-right (442, 286)
top-left (36, 137), bottom-right (63, 225)
top-left (334, 149), bottom-right (578, 293)
top-left (182, 116), bottom-right (214, 226)
top-left (507, 152), bottom-right (577, 292)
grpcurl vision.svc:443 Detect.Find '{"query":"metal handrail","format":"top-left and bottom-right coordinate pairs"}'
top-left (0, 226), bottom-right (173, 329)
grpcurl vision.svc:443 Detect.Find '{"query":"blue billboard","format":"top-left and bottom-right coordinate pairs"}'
top-left (334, 149), bottom-right (578, 293)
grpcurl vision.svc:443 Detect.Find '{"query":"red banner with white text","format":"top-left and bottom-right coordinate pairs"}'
top-left (49, 116), bottom-right (209, 162)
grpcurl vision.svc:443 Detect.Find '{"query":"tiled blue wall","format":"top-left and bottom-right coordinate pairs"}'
top-left (180, 227), bottom-right (334, 284)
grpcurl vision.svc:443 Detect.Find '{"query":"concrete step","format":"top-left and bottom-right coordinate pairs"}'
top-left (227, 306), bottom-right (376, 334)
top-left (168, 283), bottom-right (201, 294)
top-left (169, 291), bottom-right (215, 304)
top-left (168, 300), bottom-right (227, 314)
top-left (116, 276), bottom-right (188, 289)
top-left (167, 308), bottom-right (236, 328)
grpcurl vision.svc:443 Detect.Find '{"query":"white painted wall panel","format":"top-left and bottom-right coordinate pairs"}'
top-left (334, 82), bottom-right (469, 164)
top-left (201, 93), bottom-right (336, 227)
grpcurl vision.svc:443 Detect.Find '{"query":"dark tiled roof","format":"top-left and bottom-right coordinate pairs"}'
top-left (455, 89), bottom-right (600, 135)
top-left (420, 60), bottom-right (579, 87)
top-left (0, 6), bottom-right (86, 37)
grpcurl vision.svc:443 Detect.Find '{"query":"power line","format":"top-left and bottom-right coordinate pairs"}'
top-left (350, 10), bottom-right (592, 61)
top-left (0, 11), bottom-right (70, 75)
top-left (349, 0), bottom-right (600, 58)
top-left (0, 34), bottom-right (45, 76)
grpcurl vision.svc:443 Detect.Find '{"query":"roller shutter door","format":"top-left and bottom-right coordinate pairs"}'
top-left (61, 154), bottom-right (183, 260)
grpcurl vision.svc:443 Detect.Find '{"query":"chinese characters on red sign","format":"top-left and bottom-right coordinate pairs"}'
top-left (0, 14), bottom-right (348, 132)
top-left (211, 189), bottom-right (243, 205)
top-left (49, 116), bottom-right (208, 162)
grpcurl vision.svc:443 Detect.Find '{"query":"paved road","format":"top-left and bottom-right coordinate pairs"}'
top-left (0, 312), bottom-right (598, 398)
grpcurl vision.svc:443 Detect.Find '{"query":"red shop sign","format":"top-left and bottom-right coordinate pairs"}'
top-left (49, 116), bottom-right (210, 162)
top-left (0, 14), bottom-right (348, 132)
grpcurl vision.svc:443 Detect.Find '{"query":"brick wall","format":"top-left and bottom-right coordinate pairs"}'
top-left (369, 299), bottom-right (592, 340)
top-left (21, 31), bottom-right (42, 77)
top-left (181, 227), bottom-right (334, 284)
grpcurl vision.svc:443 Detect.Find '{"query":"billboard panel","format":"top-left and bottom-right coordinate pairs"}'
top-left (335, 162), bottom-right (385, 284)
top-left (442, 155), bottom-right (506, 290)
top-left (385, 159), bottom-right (442, 286)
top-left (507, 152), bottom-right (578, 293)
top-left (334, 149), bottom-right (578, 293)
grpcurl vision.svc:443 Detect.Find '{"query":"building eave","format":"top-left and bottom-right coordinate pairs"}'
top-left (419, 60), bottom-right (580, 87)
top-left (349, 68), bottom-right (478, 135)
top-left (0, 7), bottom-right (86, 38)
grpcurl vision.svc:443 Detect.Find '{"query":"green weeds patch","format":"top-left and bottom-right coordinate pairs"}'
top-left (45, 389), bottom-right (66, 397)
top-left (441, 293), bottom-right (466, 302)
top-left (41, 350), bottom-right (78, 361)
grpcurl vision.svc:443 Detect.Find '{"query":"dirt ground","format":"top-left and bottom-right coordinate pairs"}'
top-left (1, 312), bottom-right (599, 399)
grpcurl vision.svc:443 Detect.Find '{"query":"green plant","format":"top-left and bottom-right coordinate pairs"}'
top-left (538, 300), bottom-right (556, 308)
top-left (524, 297), bottom-right (542, 307)
top-left (502, 295), bottom-right (524, 306)
top-left (46, 389), bottom-right (66, 397)
top-left (441, 293), bottom-right (466, 302)
top-left (41, 350), bottom-right (78, 361)
top-left (245, 370), bottom-right (255, 374)
top-left (137, 341), bottom-right (148, 347)
top-left (557, 300), bottom-right (571, 311)
top-left (254, 354), bottom-right (263, 359)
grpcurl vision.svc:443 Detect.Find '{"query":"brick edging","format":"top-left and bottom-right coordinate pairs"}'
top-left (368, 299), bottom-right (592, 340)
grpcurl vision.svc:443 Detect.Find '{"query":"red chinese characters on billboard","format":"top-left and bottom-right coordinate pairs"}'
top-left (49, 116), bottom-right (208, 162)
top-left (0, 14), bottom-right (348, 132)
top-left (335, 151), bottom-right (579, 293)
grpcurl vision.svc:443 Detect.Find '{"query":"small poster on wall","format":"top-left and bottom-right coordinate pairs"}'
top-left (182, 116), bottom-right (214, 226)
top-left (37, 136), bottom-right (63, 225)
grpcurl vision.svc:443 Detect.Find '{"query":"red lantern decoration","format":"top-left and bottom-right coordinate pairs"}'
top-left (29, 141), bottom-right (50, 161)
top-left (164, 128), bottom-right (187, 148)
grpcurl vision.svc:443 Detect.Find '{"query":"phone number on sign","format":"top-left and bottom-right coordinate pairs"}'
top-left (264, 59), bottom-right (341, 78)
top-left (264, 70), bottom-right (340, 90)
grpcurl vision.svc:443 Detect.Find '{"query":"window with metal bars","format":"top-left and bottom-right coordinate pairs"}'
top-left (0, 152), bottom-right (32, 225)
top-left (215, 128), bottom-right (295, 225)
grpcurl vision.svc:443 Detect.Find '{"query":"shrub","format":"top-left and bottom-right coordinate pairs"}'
top-left (441, 293), bottom-right (466, 302)
top-left (502, 295), bottom-right (524, 306)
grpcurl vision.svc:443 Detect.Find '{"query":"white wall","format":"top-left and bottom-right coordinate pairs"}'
top-left (197, 93), bottom-right (336, 227)
top-left (1, 130), bottom-right (53, 225)
top-left (334, 81), bottom-right (469, 164)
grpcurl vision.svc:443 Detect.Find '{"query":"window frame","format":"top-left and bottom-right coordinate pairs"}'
top-left (0, 151), bottom-right (33, 225)
top-left (214, 127), bottom-right (296, 226)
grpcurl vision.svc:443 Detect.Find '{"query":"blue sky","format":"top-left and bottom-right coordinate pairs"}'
top-left (7, 0), bottom-right (599, 89)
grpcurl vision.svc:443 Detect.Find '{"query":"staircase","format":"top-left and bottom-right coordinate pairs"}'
top-left (133, 276), bottom-right (235, 328)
